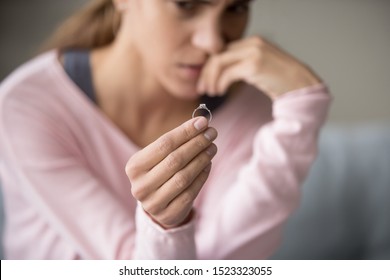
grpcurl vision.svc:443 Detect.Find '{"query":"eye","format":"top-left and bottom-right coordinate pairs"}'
top-left (174, 1), bottom-right (198, 11)
top-left (227, 1), bottom-right (251, 14)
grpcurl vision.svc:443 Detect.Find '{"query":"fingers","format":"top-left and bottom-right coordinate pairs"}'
top-left (220, 35), bottom-right (322, 97)
top-left (127, 118), bottom-right (218, 229)
top-left (136, 127), bottom-right (218, 197)
top-left (143, 143), bottom-right (217, 212)
top-left (197, 38), bottom-right (264, 96)
top-left (126, 116), bottom-right (209, 177)
top-left (197, 49), bottom-right (247, 95)
top-left (216, 61), bottom-right (252, 96)
top-left (226, 36), bottom-right (277, 53)
top-left (145, 162), bottom-right (213, 228)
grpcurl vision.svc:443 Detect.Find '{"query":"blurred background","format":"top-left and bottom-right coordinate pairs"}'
top-left (0, 0), bottom-right (389, 259)
top-left (1, 0), bottom-right (389, 123)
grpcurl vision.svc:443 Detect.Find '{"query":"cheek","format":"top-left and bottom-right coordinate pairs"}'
top-left (143, 32), bottom-right (181, 71)
top-left (144, 32), bottom-right (187, 77)
top-left (130, 14), bottom-right (183, 62)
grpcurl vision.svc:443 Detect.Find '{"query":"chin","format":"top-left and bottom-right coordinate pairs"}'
top-left (165, 80), bottom-right (200, 101)
top-left (172, 89), bottom-right (199, 101)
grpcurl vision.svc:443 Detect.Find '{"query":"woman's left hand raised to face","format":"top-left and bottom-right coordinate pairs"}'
top-left (197, 36), bottom-right (322, 99)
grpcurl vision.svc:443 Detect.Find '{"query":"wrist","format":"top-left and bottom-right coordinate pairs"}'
top-left (268, 66), bottom-right (323, 99)
top-left (146, 208), bottom-right (195, 230)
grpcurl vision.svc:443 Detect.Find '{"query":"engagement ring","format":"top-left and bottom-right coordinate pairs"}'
top-left (192, 103), bottom-right (212, 123)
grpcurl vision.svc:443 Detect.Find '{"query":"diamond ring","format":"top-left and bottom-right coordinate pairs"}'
top-left (192, 103), bottom-right (212, 123)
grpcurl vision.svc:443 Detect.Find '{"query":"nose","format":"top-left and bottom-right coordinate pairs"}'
top-left (192, 19), bottom-right (225, 55)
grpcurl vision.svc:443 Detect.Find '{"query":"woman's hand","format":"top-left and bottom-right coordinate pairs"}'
top-left (197, 36), bottom-right (322, 99)
top-left (125, 117), bottom-right (217, 229)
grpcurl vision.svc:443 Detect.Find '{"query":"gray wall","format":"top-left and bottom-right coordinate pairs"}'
top-left (1, 0), bottom-right (389, 123)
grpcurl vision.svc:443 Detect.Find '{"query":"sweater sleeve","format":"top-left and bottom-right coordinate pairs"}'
top-left (0, 91), bottom-right (135, 259)
top-left (197, 84), bottom-right (332, 259)
top-left (0, 83), bottom-right (198, 259)
top-left (134, 202), bottom-right (197, 259)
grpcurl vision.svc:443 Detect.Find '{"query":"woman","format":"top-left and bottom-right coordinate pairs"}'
top-left (0, 0), bottom-right (331, 259)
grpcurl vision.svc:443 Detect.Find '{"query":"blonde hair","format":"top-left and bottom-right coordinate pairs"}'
top-left (41, 0), bottom-right (120, 51)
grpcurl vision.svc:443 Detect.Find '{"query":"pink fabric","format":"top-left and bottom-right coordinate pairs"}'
top-left (0, 51), bottom-right (331, 259)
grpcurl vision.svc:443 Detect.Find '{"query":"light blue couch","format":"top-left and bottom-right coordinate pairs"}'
top-left (271, 124), bottom-right (390, 259)
top-left (1, 124), bottom-right (389, 259)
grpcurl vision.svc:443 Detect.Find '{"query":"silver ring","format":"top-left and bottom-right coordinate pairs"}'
top-left (192, 103), bottom-right (212, 123)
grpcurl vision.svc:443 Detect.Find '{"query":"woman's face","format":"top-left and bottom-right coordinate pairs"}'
top-left (118, 0), bottom-right (252, 99)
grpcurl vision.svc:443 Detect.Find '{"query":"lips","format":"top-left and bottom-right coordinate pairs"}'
top-left (178, 63), bottom-right (204, 80)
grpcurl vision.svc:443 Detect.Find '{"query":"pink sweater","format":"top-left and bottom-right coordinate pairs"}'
top-left (0, 51), bottom-right (331, 259)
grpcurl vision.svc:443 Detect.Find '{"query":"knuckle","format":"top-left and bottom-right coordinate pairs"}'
top-left (143, 200), bottom-right (162, 216)
top-left (125, 157), bottom-right (139, 180)
top-left (178, 189), bottom-right (197, 208)
top-left (157, 136), bottom-right (175, 155)
top-left (131, 184), bottom-right (146, 201)
top-left (125, 162), bottom-right (133, 178)
top-left (195, 137), bottom-right (206, 149)
top-left (182, 123), bottom-right (193, 140)
top-left (251, 46), bottom-right (262, 59)
top-left (173, 172), bottom-right (191, 190)
top-left (166, 152), bottom-right (183, 171)
top-left (180, 191), bottom-right (194, 206)
top-left (251, 35), bottom-right (264, 47)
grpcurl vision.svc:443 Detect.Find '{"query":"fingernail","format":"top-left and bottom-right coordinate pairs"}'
top-left (194, 117), bottom-right (208, 130)
top-left (204, 128), bottom-right (217, 141)
top-left (203, 163), bottom-right (212, 173)
top-left (206, 145), bottom-right (217, 157)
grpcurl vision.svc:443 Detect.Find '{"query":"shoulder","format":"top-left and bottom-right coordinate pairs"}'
top-left (0, 51), bottom-right (77, 140)
top-left (0, 51), bottom-right (59, 104)
top-left (0, 50), bottom-right (81, 126)
top-left (0, 51), bottom-right (82, 158)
